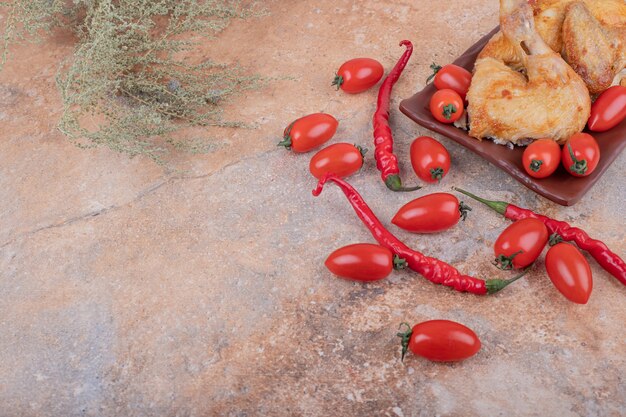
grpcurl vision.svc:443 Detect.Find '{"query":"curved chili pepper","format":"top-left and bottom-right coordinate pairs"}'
top-left (454, 188), bottom-right (626, 287)
top-left (312, 173), bottom-right (525, 294)
top-left (373, 40), bottom-right (420, 192)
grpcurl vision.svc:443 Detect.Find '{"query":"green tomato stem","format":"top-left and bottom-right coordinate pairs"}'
top-left (459, 201), bottom-right (472, 221)
top-left (426, 63), bottom-right (442, 84)
top-left (430, 167), bottom-right (444, 182)
top-left (393, 255), bottom-right (408, 270)
top-left (549, 233), bottom-right (564, 246)
top-left (396, 322), bottom-right (413, 361)
top-left (331, 75), bottom-right (344, 90)
top-left (356, 145), bottom-right (368, 162)
top-left (568, 143), bottom-right (588, 175)
top-left (442, 104), bottom-right (457, 120)
top-left (493, 250), bottom-right (524, 271)
top-left (530, 159), bottom-right (543, 172)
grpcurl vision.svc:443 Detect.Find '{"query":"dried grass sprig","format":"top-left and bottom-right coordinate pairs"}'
top-left (2, 0), bottom-right (267, 163)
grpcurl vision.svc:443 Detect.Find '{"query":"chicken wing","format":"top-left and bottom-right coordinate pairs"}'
top-left (562, 2), bottom-right (626, 94)
top-left (467, 0), bottom-right (591, 144)
top-left (479, 0), bottom-right (626, 94)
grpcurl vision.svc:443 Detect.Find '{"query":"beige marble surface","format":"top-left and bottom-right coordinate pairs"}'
top-left (1, 1), bottom-right (625, 416)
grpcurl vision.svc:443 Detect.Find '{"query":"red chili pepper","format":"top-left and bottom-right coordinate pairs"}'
top-left (373, 41), bottom-right (420, 192)
top-left (454, 188), bottom-right (626, 287)
top-left (312, 173), bottom-right (525, 294)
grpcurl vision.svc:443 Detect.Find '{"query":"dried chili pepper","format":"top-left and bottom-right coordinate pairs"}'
top-left (312, 173), bottom-right (525, 294)
top-left (454, 188), bottom-right (626, 287)
top-left (373, 40), bottom-right (420, 192)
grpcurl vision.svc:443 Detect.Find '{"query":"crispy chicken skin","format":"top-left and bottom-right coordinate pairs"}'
top-left (479, 0), bottom-right (626, 94)
top-left (467, 0), bottom-right (591, 144)
top-left (562, 2), bottom-right (626, 94)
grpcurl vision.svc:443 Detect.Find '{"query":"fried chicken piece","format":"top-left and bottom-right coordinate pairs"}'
top-left (532, 0), bottom-right (626, 52)
top-left (479, 0), bottom-right (626, 94)
top-left (467, 0), bottom-right (591, 144)
top-left (562, 2), bottom-right (626, 94)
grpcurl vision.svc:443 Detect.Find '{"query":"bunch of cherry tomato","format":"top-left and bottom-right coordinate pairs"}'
top-left (326, 199), bottom-right (593, 305)
top-left (280, 57), bottom-right (484, 362)
top-left (279, 55), bottom-right (615, 364)
top-left (522, 82), bottom-right (626, 178)
top-left (493, 218), bottom-right (592, 304)
top-left (522, 133), bottom-right (600, 179)
top-left (426, 66), bottom-right (626, 181)
top-left (427, 63), bottom-right (471, 125)
top-left (281, 58), bottom-right (454, 185)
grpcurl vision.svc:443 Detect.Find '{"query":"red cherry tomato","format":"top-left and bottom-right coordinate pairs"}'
top-left (562, 133), bottom-right (600, 177)
top-left (545, 242), bottom-right (593, 304)
top-left (587, 85), bottom-right (626, 132)
top-left (279, 113), bottom-right (338, 153)
top-left (332, 58), bottom-right (384, 94)
top-left (522, 139), bottom-right (561, 179)
top-left (398, 320), bottom-right (481, 362)
top-left (410, 136), bottom-right (451, 183)
top-left (494, 218), bottom-right (549, 270)
top-left (325, 243), bottom-right (402, 281)
top-left (430, 89), bottom-right (464, 123)
top-left (429, 64), bottom-right (472, 100)
top-left (309, 143), bottom-right (365, 179)
top-left (392, 193), bottom-right (470, 233)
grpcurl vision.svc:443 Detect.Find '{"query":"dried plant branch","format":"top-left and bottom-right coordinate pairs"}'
top-left (1, 0), bottom-right (267, 163)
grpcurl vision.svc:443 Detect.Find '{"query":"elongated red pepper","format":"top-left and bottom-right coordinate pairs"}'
top-left (313, 173), bottom-right (525, 294)
top-left (454, 188), bottom-right (626, 287)
top-left (374, 40), bottom-right (420, 192)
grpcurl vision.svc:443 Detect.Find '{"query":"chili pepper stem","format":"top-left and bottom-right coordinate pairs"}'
top-left (385, 175), bottom-right (421, 192)
top-left (485, 269), bottom-right (529, 294)
top-left (397, 322), bottom-right (413, 361)
top-left (452, 187), bottom-right (509, 216)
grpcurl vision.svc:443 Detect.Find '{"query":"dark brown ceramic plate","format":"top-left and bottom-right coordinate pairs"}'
top-left (399, 27), bottom-right (626, 206)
